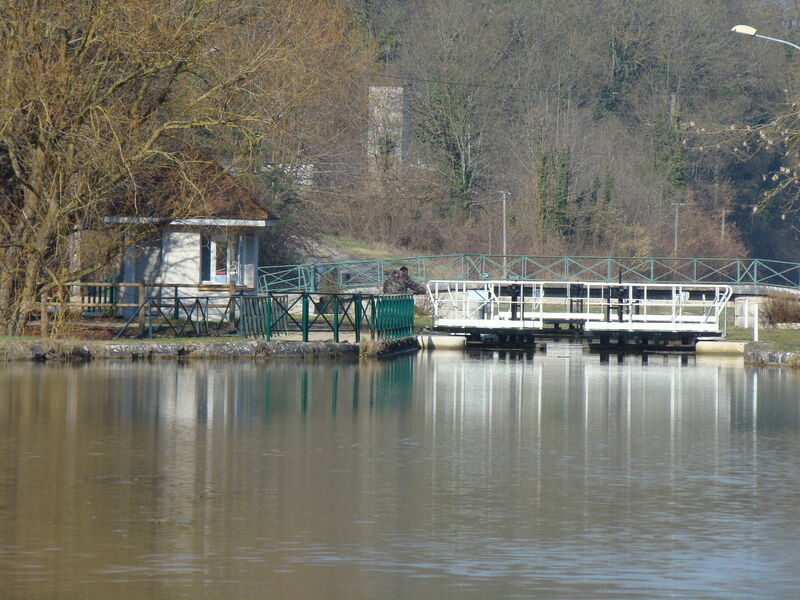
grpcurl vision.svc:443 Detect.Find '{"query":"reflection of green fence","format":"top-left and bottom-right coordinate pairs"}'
top-left (115, 292), bottom-right (415, 342)
top-left (258, 255), bottom-right (800, 292)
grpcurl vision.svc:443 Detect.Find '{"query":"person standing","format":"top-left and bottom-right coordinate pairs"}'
top-left (382, 266), bottom-right (425, 294)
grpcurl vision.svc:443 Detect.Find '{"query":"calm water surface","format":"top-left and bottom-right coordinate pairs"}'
top-left (1, 347), bottom-right (800, 599)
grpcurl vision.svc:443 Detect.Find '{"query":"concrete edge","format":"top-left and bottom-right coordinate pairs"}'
top-left (359, 336), bottom-right (420, 358)
top-left (744, 342), bottom-right (800, 368)
top-left (0, 339), bottom-right (361, 363)
top-left (695, 340), bottom-right (748, 355)
top-left (417, 335), bottom-right (467, 350)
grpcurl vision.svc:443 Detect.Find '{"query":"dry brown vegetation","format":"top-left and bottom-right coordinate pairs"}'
top-left (0, 0), bottom-right (368, 334)
top-left (338, 0), bottom-right (800, 260)
top-left (764, 293), bottom-right (800, 326)
top-left (4, 0), bottom-right (800, 338)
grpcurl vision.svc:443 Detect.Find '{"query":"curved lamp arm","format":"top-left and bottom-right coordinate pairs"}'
top-left (731, 25), bottom-right (800, 53)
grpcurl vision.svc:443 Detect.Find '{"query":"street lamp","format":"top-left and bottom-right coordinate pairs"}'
top-left (498, 190), bottom-right (509, 278)
top-left (731, 25), bottom-right (800, 53)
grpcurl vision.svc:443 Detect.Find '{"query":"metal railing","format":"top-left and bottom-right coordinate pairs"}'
top-left (428, 280), bottom-right (732, 335)
top-left (113, 292), bottom-right (415, 341)
top-left (259, 255), bottom-right (800, 292)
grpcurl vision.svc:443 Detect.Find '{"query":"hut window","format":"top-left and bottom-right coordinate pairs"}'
top-left (200, 235), bottom-right (243, 284)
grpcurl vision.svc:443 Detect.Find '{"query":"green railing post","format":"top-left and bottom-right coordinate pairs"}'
top-left (354, 293), bottom-right (362, 343)
top-left (266, 294), bottom-right (272, 341)
top-left (333, 295), bottom-right (340, 342)
top-left (407, 295), bottom-right (413, 337)
top-left (302, 293), bottom-right (309, 342)
top-left (754, 259), bottom-right (759, 285)
top-left (375, 297), bottom-right (382, 340)
top-left (369, 296), bottom-right (376, 340)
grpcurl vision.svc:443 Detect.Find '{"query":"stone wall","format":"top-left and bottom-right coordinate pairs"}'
top-left (744, 342), bottom-right (800, 368)
top-left (0, 339), bottom-right (360, 363)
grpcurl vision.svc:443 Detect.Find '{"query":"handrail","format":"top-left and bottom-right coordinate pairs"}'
top-left (111, 292), bottom-right (416, 341)
top-left (258, 255), bottom-right (800, 293)
top-left (427, 279), bottom-right (732, 334)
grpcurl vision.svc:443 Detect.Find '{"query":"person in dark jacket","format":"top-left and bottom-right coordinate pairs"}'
top-left (382, 266), bottom-right (426, 294)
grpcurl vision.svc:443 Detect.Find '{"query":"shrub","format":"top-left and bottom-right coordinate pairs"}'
top-left (763, 293), bottom-right (800, 326)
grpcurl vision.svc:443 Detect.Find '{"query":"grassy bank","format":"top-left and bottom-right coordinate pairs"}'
top-left (321, 235), bottom-right (403, 261)
top-left (724, 326), bottom-right (800, 351)
top-left (721, 307), bottom-right (800, 351)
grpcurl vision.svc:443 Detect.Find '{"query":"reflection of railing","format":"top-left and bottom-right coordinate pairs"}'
top-left (428, 280), bottom-right (732, 334)
top-left (258, 255), bottom-right (800, 292)
top-left (113, 292), bottom-right (415, 341)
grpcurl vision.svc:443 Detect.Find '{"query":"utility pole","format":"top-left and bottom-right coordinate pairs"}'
top-left (499, 191), bottom-right (509, 278)
top-left (721, 207), bottom-right (727, 240)
top-left (672, 201), bottom-right (685, 257)
top-left (715, 180), bottom-right (727, 241)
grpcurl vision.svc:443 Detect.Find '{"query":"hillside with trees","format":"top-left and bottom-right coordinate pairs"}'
top-left (317, 0), bottom-right (800, 262)
top-left (0, 0), bottom-right (367, 334)
top-left (3, 0), bottom-right (800, 334)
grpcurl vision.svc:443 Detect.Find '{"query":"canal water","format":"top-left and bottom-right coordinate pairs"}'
top-left (1, 347), bottom-right (799, 599)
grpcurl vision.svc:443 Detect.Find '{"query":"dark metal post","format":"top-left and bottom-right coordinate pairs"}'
top-left (354, 293), bottom-right (362, 343)
top-left (302, 293), bottom-right (309, 342)
top-left (333, 295), bottom-right (340, 342)
top-left (266, 294), bottom-right (272, 341)
top-left (138, 280), bottom-right (145, 334)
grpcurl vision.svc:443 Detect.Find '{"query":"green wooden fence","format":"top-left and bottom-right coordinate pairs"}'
top-left (116, 292), bottom-right (415, 342)
top-left (238, 293), bottom-right (414, 342)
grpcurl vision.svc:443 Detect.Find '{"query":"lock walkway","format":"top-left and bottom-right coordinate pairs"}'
top-left (427, 280), bottom-right (733, 347)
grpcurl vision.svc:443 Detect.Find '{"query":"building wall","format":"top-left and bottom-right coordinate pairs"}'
top-left (160, 230), bottom-right (201, 284)
top-left (367, 85), bottom-right (410, 174)
top-left (120, 228), bottom-right (264, 318)
top-left (242, 234), bottom-right (259, 288)
top-left (120, 238), bottom-right (162, 315)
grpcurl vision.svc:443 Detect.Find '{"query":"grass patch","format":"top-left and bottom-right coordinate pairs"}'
top-left (724, 326), bottom-right (800, 351)
top-left (720, 306), bottom-right (800, 350)
top-left (322, 235), bottom-right (405, 261)
top-left (414, 313), bottom-right (433, 330)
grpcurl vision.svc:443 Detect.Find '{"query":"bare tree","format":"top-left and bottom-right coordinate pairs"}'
top-left (0, 0), bottom-right (366, 334)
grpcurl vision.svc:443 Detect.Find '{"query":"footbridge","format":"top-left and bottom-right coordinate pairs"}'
top-left (427, 279), bottom-right (732, 347)
top-left (259, 254), bottom-right (800, 295)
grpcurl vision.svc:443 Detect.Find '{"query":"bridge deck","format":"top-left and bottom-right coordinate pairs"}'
top-left (427, 280), bottom-right (732, 341)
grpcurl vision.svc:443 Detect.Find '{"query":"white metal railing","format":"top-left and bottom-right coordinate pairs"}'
top-left (426, 280), bottom-right (733, 334)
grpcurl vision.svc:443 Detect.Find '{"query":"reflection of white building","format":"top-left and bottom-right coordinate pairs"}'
top-left (418, 349), bottom-right (745, 445)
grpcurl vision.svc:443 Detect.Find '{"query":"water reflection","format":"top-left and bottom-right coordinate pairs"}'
top-left (1, 349), bottom-right (799, 599)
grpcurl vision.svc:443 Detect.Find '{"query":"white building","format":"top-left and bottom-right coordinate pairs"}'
top-left (367, 85), bottom-right (411, 174)
top-left (106, 166), bottom-right (278, 312)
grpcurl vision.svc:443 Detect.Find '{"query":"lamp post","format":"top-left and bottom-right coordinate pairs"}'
top-left (731, 25), bottom-right (800, 53)
top-left (730, 25), bottom-right (797, 341)
top-left (499, 190), bottom-right (509, 278)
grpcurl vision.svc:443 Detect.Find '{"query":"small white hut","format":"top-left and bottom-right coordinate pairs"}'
top-left (105, 160), bottom-right (278, 311)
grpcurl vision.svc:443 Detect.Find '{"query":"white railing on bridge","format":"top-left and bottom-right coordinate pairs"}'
top-left (426, 280), bottom-right (733, 334)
